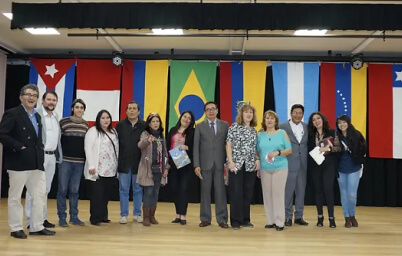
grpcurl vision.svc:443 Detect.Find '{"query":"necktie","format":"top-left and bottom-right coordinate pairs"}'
top-left (210, 122), bottom-right (215, 135)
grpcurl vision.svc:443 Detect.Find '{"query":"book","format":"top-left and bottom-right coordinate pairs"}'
top-left (309, 146), bottom-right (325, 165)
top-left (169, 145), bottom-right (191, 169)
top-left (319, 136), bottom-right (334, 155)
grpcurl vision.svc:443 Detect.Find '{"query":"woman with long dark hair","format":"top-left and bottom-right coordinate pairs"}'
top-left (84, 109), bottom-right (118, 226)
top-left (137, 113), bottom-right (169, 226)
top-left (307, 112), bottom-right (341, 228)
top-left (336, 114), bottom-right (366, 228)
top-left (167, 111), bottom-right (196, 225)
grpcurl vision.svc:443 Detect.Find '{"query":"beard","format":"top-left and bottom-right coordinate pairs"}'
top-left (44, 104), bottom-right (55, 111)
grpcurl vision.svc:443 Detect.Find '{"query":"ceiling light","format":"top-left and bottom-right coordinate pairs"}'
top-left (25, 28), bottom-right (60, 35)
top-left (112, 52), bottom-right (123, 67)
top-left (351, 54), bottom-right (364, 70)
top-left (152, 28), bottom-right (183, 35)
top-left (2, 13), bottom-right (13, 20)
top-left (294, 29), bottom-right (328, 36)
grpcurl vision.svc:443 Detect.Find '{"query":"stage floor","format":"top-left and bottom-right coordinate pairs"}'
top-left (0, 199), bottom-right (401, 255)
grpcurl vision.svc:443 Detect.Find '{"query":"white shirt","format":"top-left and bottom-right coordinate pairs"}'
top-left (289, 120), bottom-right (304, 144)
top-left (208, 119), bottom-right (217, 135)
top-left (43, 108), bottom-right (60, 151)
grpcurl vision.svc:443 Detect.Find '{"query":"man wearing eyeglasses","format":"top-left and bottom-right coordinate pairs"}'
top-left (279, 104), bottom-right (309, 227)
top-left (0, 84), bottom-right (56, 239)
top-left (193, 101), bottom-right (229, 229)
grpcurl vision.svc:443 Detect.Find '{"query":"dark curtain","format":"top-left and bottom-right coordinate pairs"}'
top-left (2, 64), bottom-right (402, 207)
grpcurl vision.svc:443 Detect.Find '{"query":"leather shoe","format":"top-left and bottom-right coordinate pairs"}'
top-left (29, 228), bottom-right (56, 236)
top-left (294, 218), bottom-right (309, 226)
top-left (10, 230), bottom-right (27, 239)
top-left (199, 221), bottom-right (211, 227)
top-left (180, 219), bottom-right (187, 225)
top-left (276, 226), bottom-right (284, 231)
top-left (44, 220), bottom-right (56, 228)
top-left (218, 222), bottom-right (229, 229)
top-left (171, 218), bottom-right (181, 224)
top-left (285, 219), bottom-right (292, 226)
top-left (265, 224), bottom-right (276, 229)
top-left (101, 219), bottom-right (111, 223)
top-left (91, 221), bottom-right (101, 226)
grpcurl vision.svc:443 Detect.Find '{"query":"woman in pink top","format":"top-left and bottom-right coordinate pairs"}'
top-left (166, 111), bottom-right (195, 225)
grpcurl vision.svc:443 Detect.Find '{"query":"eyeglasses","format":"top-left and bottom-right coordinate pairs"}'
top-left (205, 107), bottom-right (217, 112)
top-left (23, 93), bottom-right (38, 99)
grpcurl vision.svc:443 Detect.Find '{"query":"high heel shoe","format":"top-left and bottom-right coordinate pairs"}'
top-left (171, 218), bottom-right (181, 224)
top-left (329, 217), bottom-right (336, 228)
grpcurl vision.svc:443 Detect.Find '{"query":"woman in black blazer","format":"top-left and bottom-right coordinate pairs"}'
top-left (307, 112), bottom-right (341, 228)
top-left (166, 111), bottom-right (196, 225)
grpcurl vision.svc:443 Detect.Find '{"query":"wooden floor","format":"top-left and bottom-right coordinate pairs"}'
top-left (0, 199), bottom-right (402, 256)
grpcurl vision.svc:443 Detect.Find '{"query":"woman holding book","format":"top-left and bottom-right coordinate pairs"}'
top-left (256, 110), bottom-right (292, 231)
top-left (137, 113), bottom-right (169, 226)
top-left (84, 110), bottom-right (119, 226)
top-left (167, 111), bottom-right (196, 225)
top-left (336, 114), bottom-right (366, 228)
top-left (226, 103), bottom-right (258, 230)
top-left (307, 112), bottom-right (341, 228)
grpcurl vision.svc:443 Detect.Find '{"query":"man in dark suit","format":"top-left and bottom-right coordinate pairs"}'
top-left (279, 104), bottom-right (309, 226)
top-left (0, 84), bottom-right (56, 239)
top-left (193, 101), bottom-right (229, 228)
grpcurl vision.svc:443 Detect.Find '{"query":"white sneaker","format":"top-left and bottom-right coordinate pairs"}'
top-left (133, 215), bottom-right (143, 223)
top-left (119, 216), bottom-right (128, 224)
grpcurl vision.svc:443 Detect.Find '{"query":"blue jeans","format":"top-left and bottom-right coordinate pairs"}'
top-left (119, 170), bottom-right (143, 216)
top-left (57, 161), bottom-right (84, 220)
top-left (338, 171), bottom-right (361, 217)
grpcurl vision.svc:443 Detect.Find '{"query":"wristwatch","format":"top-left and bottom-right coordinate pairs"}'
top-left (278, 150), bottom-right (281, 156)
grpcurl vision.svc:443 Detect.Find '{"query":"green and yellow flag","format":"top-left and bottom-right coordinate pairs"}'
top-left (169, 60), bottom-right (217, 129)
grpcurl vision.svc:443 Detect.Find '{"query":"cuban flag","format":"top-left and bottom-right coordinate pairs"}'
top-left (29, 59), bottom-right (75, 118)
top-left (368, 64), bottom-right (402, 159)
top-left (272, 62), bottom-right (319, 124)
top-left (76, 59), bottom-right (121, 126)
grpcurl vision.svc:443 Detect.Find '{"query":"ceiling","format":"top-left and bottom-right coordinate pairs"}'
top-left (1, 0), bottom-right (402, 59)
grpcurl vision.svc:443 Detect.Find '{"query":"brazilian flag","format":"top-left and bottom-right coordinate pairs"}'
top-left (169, 60), bottom-right (217, 129)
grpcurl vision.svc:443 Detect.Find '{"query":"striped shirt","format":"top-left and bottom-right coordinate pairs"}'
top-left (60, 116), bottom-right (89, 163)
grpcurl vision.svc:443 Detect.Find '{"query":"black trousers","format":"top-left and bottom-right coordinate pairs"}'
top-left (143, 172), bottom-right (162, 206)
top-left (89, 176), bottom-right (114, 223)
top-left (311, 163), bottom-right (337, 217)
top-left (228, 165), bottom-right (256, 226)
top-left (169, 164), bottom-right (192, 215)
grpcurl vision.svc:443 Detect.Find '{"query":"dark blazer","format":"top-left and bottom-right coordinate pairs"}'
top-left (0, 105), bottom-right (44, 171)
top-left (116, 118), bottom-right (147, 174)
top-left (166, 126), bottom-right (195, 169)
top-left (193, 119), bottom-right (229, 171)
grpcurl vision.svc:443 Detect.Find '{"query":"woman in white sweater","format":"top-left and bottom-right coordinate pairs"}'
top-left (84, 109), bottom-right (119, 226)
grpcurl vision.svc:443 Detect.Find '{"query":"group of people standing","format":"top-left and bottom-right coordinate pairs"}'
top-left (0, 84), bottom-right (366, 239)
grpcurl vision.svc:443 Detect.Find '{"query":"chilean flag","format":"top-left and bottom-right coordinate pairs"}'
top-left (29, 59), bottom-right (75, 118)
top-left (76, 60), bottom-right (121, 126)
top-left (368, 64), bottom-right (402, 159)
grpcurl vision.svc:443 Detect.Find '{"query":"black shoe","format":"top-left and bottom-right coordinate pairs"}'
top-left (90, 221), bottom-right (101, 226)
top-left (171, 218), bottom-right (181, 224)
top-left (44, 220), bottom-right (56, 228)
top-left (231, 223), bottom-right (241, 230)
top-left (180, 219), bottom-right (187, 225)
top-left (329, 218), bottom-right (336, 228)
top-left (101, 219), bottom-right (111, 223)
top-left (264, 224), bottom-right (276, 229)
top-left (10, 230), bottom-right (27, 239)
top-left (29, 228), bottom-right (56, 236)
top-left (276, 226), bottom-right (284, 231)
top-left (241, 222), bottom-right (254, 228)
top-left (294, 218), bottom-right (309, 226)
top-left (317, 216), bottom-right (324, 227)
top-left (285, 219), bottom-right (292, 226)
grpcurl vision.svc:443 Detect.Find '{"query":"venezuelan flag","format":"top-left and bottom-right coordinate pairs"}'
top-left (320, 63), bottom-right (367, 138)
top-left (219, 61), bottom-right (267, 128)
top-left (169, 60), bottom-right (217, 129)
top-left (121, 60), bottom-right (169, 129)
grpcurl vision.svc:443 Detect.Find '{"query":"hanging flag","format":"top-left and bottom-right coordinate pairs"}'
top-left (29, 58), bottom-right (75, 118)
top-left (368, 63), bottom-right (402, 159)
top-left (320, 63), bottom-right (367, 138)
top-left (169, 60), bottom-right (217, 129)
top-left (76, 59), bottom-right (121, 126)
top-left (272, 62), bottom-right (319, 124)
top-left (121, 60), bottom-right (169, 129)
top-left (219, 61), bottom-right (267, 128)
